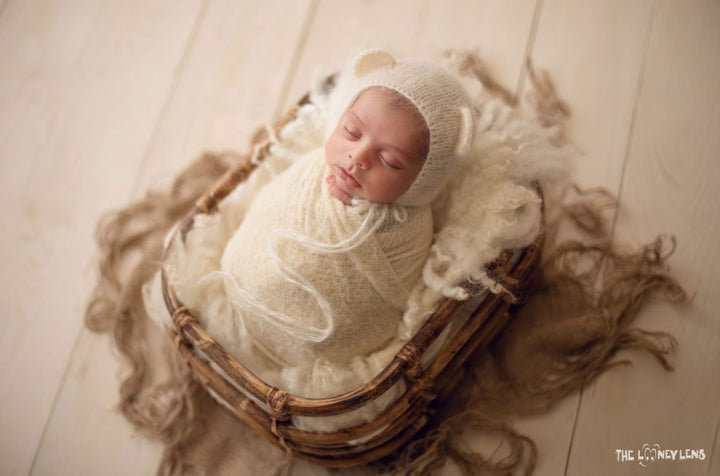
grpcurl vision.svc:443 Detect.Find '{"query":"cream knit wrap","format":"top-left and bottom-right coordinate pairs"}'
top-left (219, 150), bottom-right (432, 366)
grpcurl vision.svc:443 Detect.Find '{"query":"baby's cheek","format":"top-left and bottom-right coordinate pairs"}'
top-left (384, 175), bottom-right (412, 200)
top-left (324, 133), bottom-right (343, 162)
top-left (323, 140), bottom-right (334, 164)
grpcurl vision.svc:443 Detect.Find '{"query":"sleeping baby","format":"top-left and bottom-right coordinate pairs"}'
top-left (153, 47), bottom-right (549, 431)
top-left (216, 49), bottom-right (475, 369)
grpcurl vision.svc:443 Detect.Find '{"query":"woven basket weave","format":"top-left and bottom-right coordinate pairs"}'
top-left (161, 94), bottom-right (543, 468)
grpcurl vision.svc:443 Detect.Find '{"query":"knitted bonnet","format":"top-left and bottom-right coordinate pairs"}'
top-left (329, 48), bottom-right (475, 207)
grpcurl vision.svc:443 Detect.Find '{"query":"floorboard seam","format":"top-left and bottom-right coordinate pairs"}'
top-left (27, 328), bottom-right (87, 476)
top-left (128, 0), bottom-right (211, 201)
top-left (609, 0), bottom-right (657, 240)
top-left (514, 0), bottom-right (544, 104)
top-left (708, 411), bottom-right (720, 473)
top-left (562, 391), bottom-right (583, 476)
top-left (272, 0), bottom-right (320, 119)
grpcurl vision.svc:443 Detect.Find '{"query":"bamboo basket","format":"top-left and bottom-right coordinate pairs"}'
top-left (161, 90), bottom-right (544, 468)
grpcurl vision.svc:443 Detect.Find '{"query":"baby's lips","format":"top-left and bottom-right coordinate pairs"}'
top-left (339, 166), bottom-right (361, 188)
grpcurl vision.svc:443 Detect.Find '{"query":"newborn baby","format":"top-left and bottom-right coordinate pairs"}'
top-left (219, 49), bottom-right (475, 369)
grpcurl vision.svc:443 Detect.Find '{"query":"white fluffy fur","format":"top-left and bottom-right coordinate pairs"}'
top-left (144, 60), bottom-right (571, 432)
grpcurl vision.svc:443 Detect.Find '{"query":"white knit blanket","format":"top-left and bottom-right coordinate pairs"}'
top-left (218, 150), bottom-right (432, 366)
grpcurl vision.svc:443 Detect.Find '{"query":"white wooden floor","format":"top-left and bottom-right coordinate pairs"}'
top-left (1, 1), bottom-right (718, 475)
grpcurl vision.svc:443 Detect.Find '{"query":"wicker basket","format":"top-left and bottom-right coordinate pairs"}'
top-left (160, 95), bottom-right (543, 468)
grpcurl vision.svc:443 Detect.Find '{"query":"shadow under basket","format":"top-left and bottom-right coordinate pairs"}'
top-left (160, 99), bottom-right (544, 468)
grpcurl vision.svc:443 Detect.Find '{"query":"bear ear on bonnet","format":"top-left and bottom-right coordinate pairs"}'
top-left (353, 48), bottom-right (396, 77)
top-left (456, 105), bottom-right (474, 158)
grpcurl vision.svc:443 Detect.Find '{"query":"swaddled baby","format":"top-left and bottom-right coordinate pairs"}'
top-left (219, 49), bottom-right (475, 368)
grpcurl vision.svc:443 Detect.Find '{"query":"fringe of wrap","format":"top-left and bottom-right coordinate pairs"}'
top-left (379, 186), bottom-right (687, 476)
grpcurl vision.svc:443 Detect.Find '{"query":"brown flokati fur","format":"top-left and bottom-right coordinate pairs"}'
top-left (85, 53), bottom-right (687, 475)
top-left (85, 152), bottom-right (234, 473)
top-left (448, 50), bottom-right (516, 106)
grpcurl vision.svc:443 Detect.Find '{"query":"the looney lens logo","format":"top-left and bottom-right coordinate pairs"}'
top-left (615, 444), bottom-right (705, 466)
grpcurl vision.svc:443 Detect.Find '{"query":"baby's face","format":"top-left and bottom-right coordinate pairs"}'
top-left (325, 87), bottom-right (429, 205)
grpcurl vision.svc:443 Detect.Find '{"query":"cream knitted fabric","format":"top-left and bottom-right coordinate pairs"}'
top-left (218, 150), bottom-right (432, 366)
top-left (329, 49), bottom-right (476, 207)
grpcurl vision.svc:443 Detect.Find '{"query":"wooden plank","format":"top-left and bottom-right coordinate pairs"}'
top-left (566, 1), bottom-right (720, 474)
top-left (0, 0), bottom-right (205, 474)
top-left (30, 331), bottom-right (164, 476)
top-left (30, 0), bottom-right (315, 475)
top-left (509, 1), bottom-right (655, 474)
top-left (132, 0), bottom-right (316, 195)
top-left (526, 0), bottom-right (655, 191)
top-left (282, 0), bottom-right (538, 113)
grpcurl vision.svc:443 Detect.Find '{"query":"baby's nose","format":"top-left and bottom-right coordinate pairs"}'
top-left (349, 148), bottom-right (370, 170)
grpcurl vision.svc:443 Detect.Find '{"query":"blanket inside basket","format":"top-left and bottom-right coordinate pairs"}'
top-left (86, 51), bottom-right (687, 475)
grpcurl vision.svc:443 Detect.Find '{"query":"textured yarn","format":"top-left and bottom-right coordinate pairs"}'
top-left (218, 150), bottom-right (432, 366)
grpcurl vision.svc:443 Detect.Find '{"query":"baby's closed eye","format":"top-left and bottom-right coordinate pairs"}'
top-left (343, 125), bottom-right (360, 139)
top-left (379, 154), bottom-right (402, 170)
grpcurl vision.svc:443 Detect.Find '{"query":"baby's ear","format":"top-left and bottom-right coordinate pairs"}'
top-left (353, 49), bottom-right (396, 77)
top-left (455, 106), bottom-right (475, 157)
